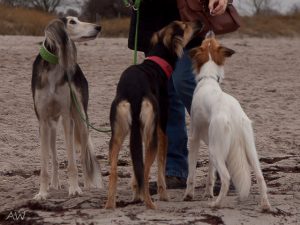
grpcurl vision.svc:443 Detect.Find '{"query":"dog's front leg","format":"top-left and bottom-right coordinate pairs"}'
top-left (157, 127), bottom-right (169, 201)
top-left (203, 161), bottom-right (215, 199)
top-left (34, 121), bottom-right (51, 200)
top-left (50, 121), bottom-right (60, 189)
top-left (62, 117), bottom-right (82, 196)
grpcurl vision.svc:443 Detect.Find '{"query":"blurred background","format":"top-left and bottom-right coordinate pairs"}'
top-left (0, 0), bottom-right (299, 37)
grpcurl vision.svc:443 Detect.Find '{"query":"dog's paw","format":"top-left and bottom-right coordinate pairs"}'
top-left (261, 198), bottom-right (271, 212)
top-left (68, 185), bottom-right (82, 196)
top-left (33, 192), bottom-right (48, 201)
top-left (159, 194), bottom-right (169, 202)
top-left (158, 188), bottom-right (169, 202)
top-left (146, 202), bottom-right (157, 210)
top-left (105, 202), bottom-right (116, 210)
top-left (202, 191), bottom-right (214, 200)
top-left (50, 181), bottom-right (60, 190)
top-left (132, 193), bottom-right (143, 203)
top-left (183, 193), bottom-right (194, 201)
top-left (209, 201), bottom-right (221, 208)
top-left (84, 177), bottom-right (103, 189)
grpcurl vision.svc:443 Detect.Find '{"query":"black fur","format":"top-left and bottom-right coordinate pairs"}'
top-left (110, 37), bottom-right (179, 194)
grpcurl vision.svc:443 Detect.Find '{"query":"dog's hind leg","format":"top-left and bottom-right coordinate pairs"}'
top-left (209, 157), bottom-right (230, 208)
top-left (203, 161), bottom-right (216, 199)
top-left (50, 120), bottom-right (60, 189)
top-left (157, 127), bottom-right (169, 201)
top-left (34, 121), bottom-right (51, 200)
top-left (62, 116), bottom-right (82, 196)
top-left (105, 101), bottom-right (130, 209)
top-left (208, 118), bottom-right (231, 208)
top-left (243, 121), bottom-right (271, 211)
top-left (183, 130), bottom-right (200, 201)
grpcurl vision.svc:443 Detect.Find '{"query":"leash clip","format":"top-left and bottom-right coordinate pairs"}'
top-left (125, 0), bottom-right (138, 10)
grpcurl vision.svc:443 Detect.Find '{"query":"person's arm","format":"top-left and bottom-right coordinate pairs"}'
top-left (208, 0), bottom-right (228, 16)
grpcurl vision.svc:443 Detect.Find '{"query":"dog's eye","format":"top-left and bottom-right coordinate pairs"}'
top-left (69, 20), bottom-right (77, 25)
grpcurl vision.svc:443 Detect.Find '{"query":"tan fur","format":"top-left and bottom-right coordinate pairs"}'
top-left (140, 99), bottom-right (155, 148)
top-left (151, 21), bottom-right (195, 57)
top-left (190, 38), bottom-right (235, 74)
top-left (157, 127), bottom-right (168, 201)
top-left (106, 101), bottom-right (131, 209)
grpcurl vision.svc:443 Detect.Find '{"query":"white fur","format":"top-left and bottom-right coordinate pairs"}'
top-left (184, 57), bottom-right (271, 211)
top-left (65, 16), bottom-right (101, 42)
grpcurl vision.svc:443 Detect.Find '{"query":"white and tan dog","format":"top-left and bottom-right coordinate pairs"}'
top-left (183, 32), bottom-right (271, 211)
top-left (32, 17), bottom-right (102, 200)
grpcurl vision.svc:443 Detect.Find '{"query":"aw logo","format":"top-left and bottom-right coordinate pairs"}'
top-left (6, 210), bottom-right (26, 221)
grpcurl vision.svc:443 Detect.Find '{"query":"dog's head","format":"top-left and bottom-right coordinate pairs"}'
top-left (151, 21), bottom-right (203, 57)
top-left (60, 16), bottom-right (101, 42)
top-left (189, 31), bottom-right (235, 74)
top-left (44, 17), bottom-right (101, 70)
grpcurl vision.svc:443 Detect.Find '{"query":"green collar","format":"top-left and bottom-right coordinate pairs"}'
top-left (39, 41), bottom-right (59, 64)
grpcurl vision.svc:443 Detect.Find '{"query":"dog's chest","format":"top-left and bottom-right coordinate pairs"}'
top-left (192, 82), bottom-right (222, 122)
top-left (35, 69), bottom-right (70, 118)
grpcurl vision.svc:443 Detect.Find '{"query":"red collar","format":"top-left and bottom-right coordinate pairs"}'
top-left (146, 56), bottom-right (173, 79)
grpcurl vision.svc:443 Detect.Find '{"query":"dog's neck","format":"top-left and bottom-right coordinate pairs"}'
top-left (44, 39), bottom-right (58, 56)
top-left (147, 43), bottom-right (178, 68)
top-left (195, 60), bottom-right (224, 84)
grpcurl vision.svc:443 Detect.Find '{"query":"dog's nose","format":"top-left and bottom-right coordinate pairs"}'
top-left (95, 26), bottom-right (102, 32)
top-left (205, 30), bottom-right (215, 39)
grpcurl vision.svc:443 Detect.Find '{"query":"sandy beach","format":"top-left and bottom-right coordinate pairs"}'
top-left (0, 36), bottom-right (299, 225)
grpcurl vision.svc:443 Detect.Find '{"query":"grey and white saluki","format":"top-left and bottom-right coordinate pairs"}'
top-left (32, 17), bottom-right (102, 200)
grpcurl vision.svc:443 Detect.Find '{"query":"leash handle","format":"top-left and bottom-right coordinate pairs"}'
top-left (133, 0), bottom-right (141, 64)
top-left (123, 0), bottom-right (141, 65)
top-left (133, 7), bottom-right (140, 65)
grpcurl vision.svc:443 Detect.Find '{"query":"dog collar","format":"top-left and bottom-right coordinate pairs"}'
top-left (39, 41), bottom-right (59, 64)
top-left (198, 75), bottom-right (220, 83)
top-left (146, 56), bottom-right (173, 79)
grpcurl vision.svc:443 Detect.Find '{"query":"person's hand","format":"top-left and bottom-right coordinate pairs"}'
top-left (209, 0), bottom-right (228, 16)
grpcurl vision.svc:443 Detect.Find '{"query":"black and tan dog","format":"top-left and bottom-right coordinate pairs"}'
top-left (105, 21), bottom-right (202, 209)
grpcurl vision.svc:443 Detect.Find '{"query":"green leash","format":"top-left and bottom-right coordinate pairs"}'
top-left (39, 43), bottom-right (111, 134)
top-left (123, 0), bottom-right (141, 65)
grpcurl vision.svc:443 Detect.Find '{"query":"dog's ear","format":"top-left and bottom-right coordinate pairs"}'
top-left (45, 20), bottom-right (69, 48)
top-left (150, 31), bottom-right (160, 47)
top-left (219, 46), bottom-right (235, 58)
top-left (171, 26), bottom-right (185, 57)
top-left (172, 36), bottom-right (184, 57)
top-left (59, 17), bottom-right (68, 26)
top-left (189, 46), bottom-right (210, 73)
top-left (189, 47), bottom-right (199, 59)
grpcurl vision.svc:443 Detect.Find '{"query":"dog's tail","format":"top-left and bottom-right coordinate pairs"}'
top-left (44, 19), bottom-right (76, 72)
top-left (130, 99), bottom-right (145, 197)
top-left (226, 119), bottom-right (252, 200)
top-left (82, 134), bottom-right (103, 188)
